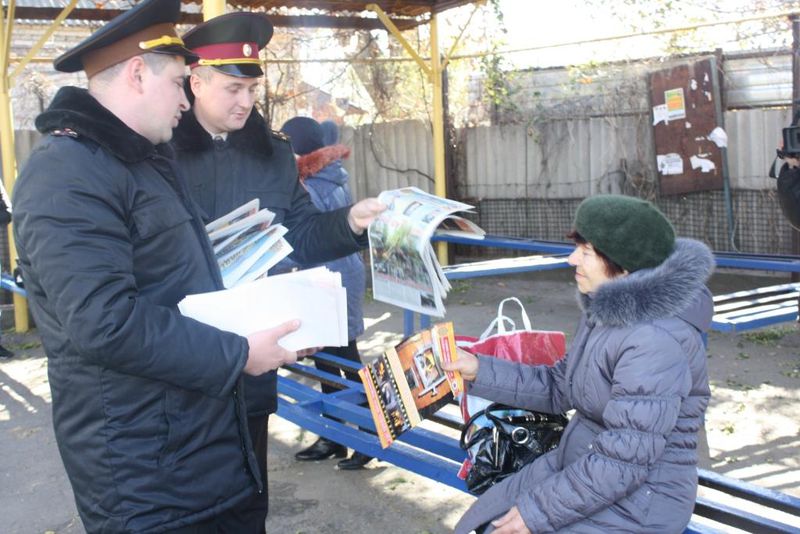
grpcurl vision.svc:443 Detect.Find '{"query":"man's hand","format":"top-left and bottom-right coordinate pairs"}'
top-left (347, 198), bottom-right (386, 234)
top-left (491, 506), bottom-right (531, 534)
top-left (441, 347), bottom-right (479, 381)
top-left (244, 320), bottom-right (301, 375)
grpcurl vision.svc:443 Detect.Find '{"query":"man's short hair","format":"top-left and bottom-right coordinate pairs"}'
top-left (191, 65), bottom-right (214, 82)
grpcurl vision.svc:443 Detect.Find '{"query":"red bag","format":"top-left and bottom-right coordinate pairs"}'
top-left (458, 298), bottom-right (566, 421)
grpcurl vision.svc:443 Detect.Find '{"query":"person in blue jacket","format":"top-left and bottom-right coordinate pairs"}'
top-left (446, 195), bottom-right (713, 534)
top-left (281, 116), bottom-right (373, 470)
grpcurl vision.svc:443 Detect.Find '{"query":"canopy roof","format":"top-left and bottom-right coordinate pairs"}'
top-left (6, 0), bottom-right (476, 29)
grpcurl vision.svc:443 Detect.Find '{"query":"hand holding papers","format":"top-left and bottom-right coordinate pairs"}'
top-left (178, 267), bottom-right (348, 352)
top-left (368, 187), bottom-right (485, 317)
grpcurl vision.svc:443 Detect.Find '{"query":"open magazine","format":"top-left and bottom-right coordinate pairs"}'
top-left (206, 199), bottom-right (293, 288)
top-left (358, 322), bottom-right (463, 448)
top-left (368, 187), bottom-right (485, 317)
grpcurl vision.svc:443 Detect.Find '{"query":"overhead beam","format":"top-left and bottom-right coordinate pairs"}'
top-left (6, 8), bottom-right (421, 31)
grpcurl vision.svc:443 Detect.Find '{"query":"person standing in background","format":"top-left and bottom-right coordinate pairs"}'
top-left (281, 116), bottom-right (372, 470)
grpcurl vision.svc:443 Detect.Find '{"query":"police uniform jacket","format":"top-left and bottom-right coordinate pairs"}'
top-left (13, 87), bottom-right (261, 533)
top-left (171, 108), bottom-right (366, 416)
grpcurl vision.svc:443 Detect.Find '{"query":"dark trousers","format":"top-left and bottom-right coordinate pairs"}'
top-left (312, 340), bottom-right (371, 435)
top-left (316, 339), bottom-right (363, 394)
top-left (213, 414), bottom-right (270, 534)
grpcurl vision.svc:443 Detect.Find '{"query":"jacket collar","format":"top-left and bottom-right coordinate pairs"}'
top-left (172, 106), bottom-right (274, 156)
top-left (296, 144), bottom-right (350, 180)
top-left (579, 238), bottom-right (714, 327)
top-left (34, 86), bottom-right (159, 163)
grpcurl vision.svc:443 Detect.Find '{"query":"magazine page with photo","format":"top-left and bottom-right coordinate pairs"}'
top-left (359, 322), bottom-right (463, 448)
top-left (368, 187), bottom-right (485, 317)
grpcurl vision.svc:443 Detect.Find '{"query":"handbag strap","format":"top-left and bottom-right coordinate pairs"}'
top-left (497, 297), bottom-right (532, 331)
top-left (478, 315), bottom-right (516, 340)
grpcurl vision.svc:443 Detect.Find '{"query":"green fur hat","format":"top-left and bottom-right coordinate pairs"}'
top-left (574, 195), bottom-right (675, 272)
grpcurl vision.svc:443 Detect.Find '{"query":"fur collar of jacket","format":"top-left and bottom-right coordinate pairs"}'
top-left (172, 107), bottom-right (274, 157)
top-left (296, 144), bottom-right (350, 181)
top-left (35, 86), bottom-right (164, 163)
top-left (579, 238), bottom-right (714, 327)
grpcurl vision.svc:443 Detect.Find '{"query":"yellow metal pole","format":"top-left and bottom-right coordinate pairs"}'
top-left (429, 14), bottom-right (448, 265)
top-left (366, 4), bottom-right (432, 79)
top-left (203, 0), bottom-right (226, 21)
top-left (3, 0), bottom-right (15, 71)
top-left (10, 0), bottom-right (77, 82)
top-left (0, 7), bottom-right (29, 331)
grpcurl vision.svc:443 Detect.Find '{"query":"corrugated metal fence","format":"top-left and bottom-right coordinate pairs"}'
top-left (343, 106), bottom-right (795, 255)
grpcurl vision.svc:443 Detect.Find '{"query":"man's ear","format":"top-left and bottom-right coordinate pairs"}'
top-left (189, 72), bottom-right (203, 98)
top-left (126, 56), bottom-right (147, 93)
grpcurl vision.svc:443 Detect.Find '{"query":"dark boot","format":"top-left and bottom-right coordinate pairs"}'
top-left (0, 344), bottom-right (13, 359)
top-left (294, 438), bottom-right (347, 461)
top-left (337, 451), bottom-right (373, 470)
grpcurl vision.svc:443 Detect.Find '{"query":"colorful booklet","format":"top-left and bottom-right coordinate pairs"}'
top-left (359, 322), bottom-right (463, 448)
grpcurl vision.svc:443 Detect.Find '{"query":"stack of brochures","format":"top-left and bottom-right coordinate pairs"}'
top-left (177, 266), bottom-right (348, 351)
top-left (358, 322), bottom-right (463, 448)
top-left (369, 187), bottom-right (485, 317)
top-left (206, 199), bottom-right (293, 288)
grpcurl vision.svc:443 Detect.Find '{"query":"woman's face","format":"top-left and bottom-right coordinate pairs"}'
top-left (567, 242), bottom-right (617, 294)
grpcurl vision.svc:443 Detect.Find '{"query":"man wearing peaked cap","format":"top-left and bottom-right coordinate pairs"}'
top-left (13, 0), bottom-right (306, 531)
top-left (53, 0), bottom-right (198, 77)
top-left (172, 12), bottom-right (385, 532)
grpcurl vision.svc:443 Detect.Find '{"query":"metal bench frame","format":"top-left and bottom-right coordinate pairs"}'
top-left (278, 351), bottom-right (800, 534)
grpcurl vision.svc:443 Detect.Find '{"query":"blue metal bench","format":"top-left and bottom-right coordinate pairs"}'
top-left (277, 351), bottom-right (800, 534)
top-left (712, 282), bottom-right (800, 332)
top-left (0, 273), bottom-right (25, 297)
top-left (410, 235), bottom-right (800, 334)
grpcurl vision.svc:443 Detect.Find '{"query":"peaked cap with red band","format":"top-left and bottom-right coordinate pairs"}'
top-left (182, 12), bottom-right (273, 78)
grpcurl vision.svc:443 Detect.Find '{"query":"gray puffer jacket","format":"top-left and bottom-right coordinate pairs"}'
top-left (456, 238), bottom-right (714, 534)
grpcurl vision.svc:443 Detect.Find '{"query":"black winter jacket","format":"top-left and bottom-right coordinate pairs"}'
top-left (172, 108), bottom-right (366, 416)
top-left (13, 87), bottom-right (260, 533)
top-left (777, 162), bottom-right (800, 230)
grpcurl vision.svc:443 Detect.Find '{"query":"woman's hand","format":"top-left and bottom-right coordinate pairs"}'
top-left (441, 347), bottom-right (479, 381)
top-left (491, 506), bottom-right (531, 534)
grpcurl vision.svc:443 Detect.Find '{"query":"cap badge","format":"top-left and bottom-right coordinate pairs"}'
top-left (243, 43), bottom-right (253, 57)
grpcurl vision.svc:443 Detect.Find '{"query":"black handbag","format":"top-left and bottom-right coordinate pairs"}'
top-left (460, 403), bottom-right (568, 495)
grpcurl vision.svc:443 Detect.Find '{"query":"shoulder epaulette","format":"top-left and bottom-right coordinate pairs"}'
top-left (271, 130), bottom-right (289, 143)
top-left (50, 128), bottom-right (79, 138)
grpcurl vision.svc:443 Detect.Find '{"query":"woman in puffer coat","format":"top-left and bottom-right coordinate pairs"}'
top-left (446, 195), bottom-right (714, 534)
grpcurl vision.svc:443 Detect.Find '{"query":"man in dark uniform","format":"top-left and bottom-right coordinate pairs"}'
top-left (171, 12), bottom-right (384, 533)
top-left (12, 1), bottom-right (314, 532)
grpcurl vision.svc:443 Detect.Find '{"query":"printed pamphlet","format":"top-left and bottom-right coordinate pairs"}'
top-left (205, 199), bottom-right (293, 288)
top-left (359, 322), bottom-right (463, 448)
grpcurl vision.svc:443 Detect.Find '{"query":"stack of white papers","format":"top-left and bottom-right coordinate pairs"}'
top-left (206, 199), bottom-right (293, 288)
top-left (178, 267), bottom-right (348, 351)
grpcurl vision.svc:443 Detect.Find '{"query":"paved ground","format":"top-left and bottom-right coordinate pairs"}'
top-left (1, 268), bottom-right (798, 533)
